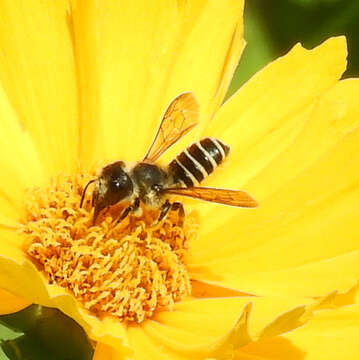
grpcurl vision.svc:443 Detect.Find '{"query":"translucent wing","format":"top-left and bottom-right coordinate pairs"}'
top-left (163, 187), bottom-right (258, 208)
top-left (143, 92), bottom-right (199, 162)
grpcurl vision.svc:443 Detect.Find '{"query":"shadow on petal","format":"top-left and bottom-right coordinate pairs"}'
top-left (238, 336), bottom-right (305, 360)
top-left (191, 280), bottom-right (253, 298)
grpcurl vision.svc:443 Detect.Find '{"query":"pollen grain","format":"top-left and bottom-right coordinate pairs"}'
top-left (20, 174), bottom-right (197, 323)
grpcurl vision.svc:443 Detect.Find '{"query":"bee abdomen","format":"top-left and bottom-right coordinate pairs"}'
top-left (168, 137), bottom-right (230, 187)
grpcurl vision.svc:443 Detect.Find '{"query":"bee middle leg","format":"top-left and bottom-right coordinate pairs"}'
top-left (156, 200), bottom-right (185, 226)
top-left (114, 197), bottom-right (140, 226)
top-left (171, 202), bottom-right (185, 227)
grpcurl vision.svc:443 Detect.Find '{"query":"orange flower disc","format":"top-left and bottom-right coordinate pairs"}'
top-left (21, 174), bottom-right (198, 323)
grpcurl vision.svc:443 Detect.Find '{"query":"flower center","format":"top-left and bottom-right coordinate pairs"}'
top-left (20, 174), bottom-right (198, 323)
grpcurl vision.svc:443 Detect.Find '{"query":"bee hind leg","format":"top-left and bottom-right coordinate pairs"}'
top-left (157, 199), bottom-right (171, 223)
top-left (171, 202), bottom-right (185, 227)
top-left (155, 200), bottom-right (185, 227)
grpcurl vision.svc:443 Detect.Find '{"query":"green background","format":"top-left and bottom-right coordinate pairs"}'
top-left (228, 0), bottom-right (359, 97)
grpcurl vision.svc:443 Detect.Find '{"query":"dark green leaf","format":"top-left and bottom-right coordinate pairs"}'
top-left (0, 306), bottom-right (93, 360)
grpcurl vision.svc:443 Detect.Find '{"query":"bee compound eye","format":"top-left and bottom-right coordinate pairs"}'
top-left (110, 174), bottom-right (133, 193)
top-left (101, 168), bottom-right (134, 205)
top-left (113, 179), bottom-right (124, 189)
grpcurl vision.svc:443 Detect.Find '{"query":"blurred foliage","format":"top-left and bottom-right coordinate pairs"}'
top-left (0, 305), bottom-right (93, 360)
top-left (228, 0), bottom-right (359, 96)
top-left (0, 324), bottom-right (21, 360)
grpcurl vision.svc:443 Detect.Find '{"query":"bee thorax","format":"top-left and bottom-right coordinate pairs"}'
top-left (131, 162), bottom-right (168, 206)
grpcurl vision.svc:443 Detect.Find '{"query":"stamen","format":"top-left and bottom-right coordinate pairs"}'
top-left (20, 174), bottom-right (198, 323)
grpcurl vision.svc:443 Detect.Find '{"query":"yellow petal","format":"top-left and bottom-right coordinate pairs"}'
top-left (283, 305), bottom-right (359, 360)
top-left (237, 295), bottom-right (359, 359)
top-left (94, 343), bottom-right (123, 360)
top-left (124, 297), bottom-right (311, 360)
top-left (198, 36), bottom-right (347, 208)
top-left (191, 79), bottom-right (359, 297)
top-left (159, 0), bottom-right (245, 163)
top-left (0, 288), bottom-right (31, 315)
top-left (94, 298), bottom-right (315, 360)
top-left (0, 0), bottom-right (79, 176)
top-left (315, 284), bottom-right (359, 310)
top-left (203, 36), bottom-right (347, 162)
top-left (208, 20), bottom-right (246, 119)
top-left (127, 327), bottom-right (190, 360)
top-left (139, 301), bottom-right (252, 358)
top-left (93, 296), bottom-right (313, 360)
top-left (165, 0), bottom-right (245, 137)
top-left (0, 215), bottom-right (18, 230)
top-left (194, 39), bottom-right (351, 241)
top-left (237, 337), bottom-right (306, 360)
top-left (191, 280), bottom-right (249, 298)
top-left (0, 84), bottom-right (45, 223)
top-left (70, 0), bottom-right (244, 168)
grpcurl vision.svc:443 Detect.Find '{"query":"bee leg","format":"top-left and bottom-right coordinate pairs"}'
top-left (105, 199), bottom-right (138, 236)
top-left (157, 199), bottom-right (171, 223)
top-left (171, 202), bottom-right (185, 227)
top-left (120, 198), bottom-right (140, 222)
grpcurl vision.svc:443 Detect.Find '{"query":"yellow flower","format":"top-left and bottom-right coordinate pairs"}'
top-left (0, 0), bottom-right (359, 359)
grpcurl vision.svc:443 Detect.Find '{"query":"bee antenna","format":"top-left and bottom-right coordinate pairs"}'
top-left (80, 179), bottom-right (97, 208)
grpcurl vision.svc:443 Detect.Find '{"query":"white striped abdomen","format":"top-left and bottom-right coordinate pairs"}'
top-left (168, 137), bottom-right (230, 187)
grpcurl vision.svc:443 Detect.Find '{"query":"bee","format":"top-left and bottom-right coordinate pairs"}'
top-left (80, 92), bottom-right (258, 225)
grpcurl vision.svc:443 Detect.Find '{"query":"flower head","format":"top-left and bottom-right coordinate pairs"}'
top-left (0, 0), bottom-right (359, 359)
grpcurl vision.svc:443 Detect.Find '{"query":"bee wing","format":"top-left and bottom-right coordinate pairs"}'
top-left (143, 92), bottom-right (199, 162)
top-left (163, 187), bottom-right (258, 208)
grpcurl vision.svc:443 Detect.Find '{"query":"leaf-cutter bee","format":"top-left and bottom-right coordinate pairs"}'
top-left (80, 92), bottom-right (258, 225)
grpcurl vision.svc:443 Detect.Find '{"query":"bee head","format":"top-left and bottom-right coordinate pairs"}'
top-left (92, 161), bottom-right (134, 224)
